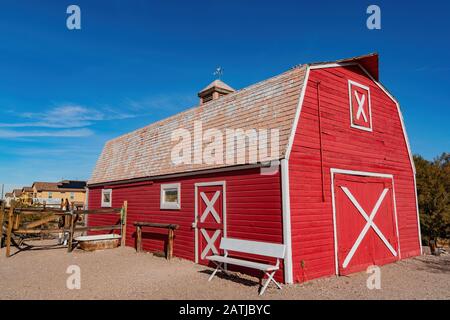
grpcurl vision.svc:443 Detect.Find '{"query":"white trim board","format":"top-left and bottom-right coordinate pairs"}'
top-left (280, 159), bottom-right (293, 284)
top-left (194, 181), bottom-right (227, 264)
top-left (413, 175), bottom-right (423, 254)
top-left (330, 168), bottom-right (401, 275)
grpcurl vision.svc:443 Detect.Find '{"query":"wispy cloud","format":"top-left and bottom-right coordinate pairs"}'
top-left (0, 104), bottom-right (137, 139)
top-left (0, 95), bottom-right (192, 141)
top-left (0, 105), bottom-right (135, 129)
top-left (0, 128), bottom-right (93, 139)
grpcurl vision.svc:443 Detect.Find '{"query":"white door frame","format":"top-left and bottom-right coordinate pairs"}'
top-left (330, 168), bottom-right (401, 275)
top-left (194, 181), bottom-right (227, 264)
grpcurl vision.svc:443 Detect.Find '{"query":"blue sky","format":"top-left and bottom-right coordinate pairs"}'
top-left (0, 0), bottom-right (449, 193)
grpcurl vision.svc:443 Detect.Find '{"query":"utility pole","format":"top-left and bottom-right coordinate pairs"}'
top-left (1, 184), bottom-right (4, 200)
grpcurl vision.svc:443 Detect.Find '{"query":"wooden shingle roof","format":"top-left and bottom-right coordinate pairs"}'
top-left (32, 182), bottom-right (60, 192)
top-left (12, 189), bottom-right (23, 197)
top-left (89, 65), bottom-right (308, 185)
top-left (32, 181), bottom-right (86, 192)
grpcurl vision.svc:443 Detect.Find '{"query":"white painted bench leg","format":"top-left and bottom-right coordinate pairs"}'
top-left (259, 271), bottom-right (278, 296)
top-left (259, 271), bottom-right (275, 296)
top-left (272, 278), bottom-right (282, 290)
top-left (208, 262), bottom-right (223, 281)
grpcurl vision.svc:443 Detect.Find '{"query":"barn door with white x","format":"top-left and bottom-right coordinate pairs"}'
top-left (340, 186), bottom-right (397, 269)
top-left (196, 185), bottom-right (224, 265)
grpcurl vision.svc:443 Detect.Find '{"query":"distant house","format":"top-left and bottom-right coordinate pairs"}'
top-left (12, 189), bottom-right (23, 201)
top-left (21, 186), bottom-right (34, 205)
top-left (32, 180), bottom-right (87, 208)
top-left (4, 192), bottom-right (13, 207)
top-left (3, 189), bottom-right (24, 207)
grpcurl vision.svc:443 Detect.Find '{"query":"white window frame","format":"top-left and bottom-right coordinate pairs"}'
top-left (160, 183), bottom-right (181, 210)
top-left (348, 80), bottom-right (373, 132)
top-left (101, 189), bottom-right (112, 208)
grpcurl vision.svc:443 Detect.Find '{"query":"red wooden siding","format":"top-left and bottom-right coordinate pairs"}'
top-left (289, 65), bottom-right (420, 282)
top-left (88, 167), bottom-right (285, 281)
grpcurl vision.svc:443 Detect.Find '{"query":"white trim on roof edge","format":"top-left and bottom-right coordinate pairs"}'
top-left (281, 159), bottom-right (293, 284)
top-left (285, 66), bottom-right (310, 160)
top-left (309, 62), bottom-right (359, 70)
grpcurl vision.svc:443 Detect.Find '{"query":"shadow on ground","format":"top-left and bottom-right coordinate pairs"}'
top-left (410, 255), bottom-right (450, 274)
top-left (199, 269), bottom-right (260, 288)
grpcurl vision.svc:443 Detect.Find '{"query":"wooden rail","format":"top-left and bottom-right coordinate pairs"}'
top-left (133, 222), bottom-right (179, 260)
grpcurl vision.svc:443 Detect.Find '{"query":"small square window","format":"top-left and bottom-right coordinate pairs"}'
top-left (160, 183), bottom-right (181, 210)
top-left (101, 189), bottom-right (112, 207)
top-left (48, 192), bottom-right (53, 199)
top-left (70, 192), bottom-right (75, 200)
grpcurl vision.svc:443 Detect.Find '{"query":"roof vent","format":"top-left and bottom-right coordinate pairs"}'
top-left (198, 80), bottom-right (235, 105)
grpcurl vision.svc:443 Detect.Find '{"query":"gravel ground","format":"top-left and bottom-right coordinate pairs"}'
top-left (0, 246), bottom-right (449, 300)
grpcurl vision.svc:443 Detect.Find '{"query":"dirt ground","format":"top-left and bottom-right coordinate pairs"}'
top-left (0, 246), bottom-right (449, 300)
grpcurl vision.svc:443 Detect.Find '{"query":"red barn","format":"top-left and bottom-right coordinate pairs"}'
top-left (87, 53), bottom-right (422, 284)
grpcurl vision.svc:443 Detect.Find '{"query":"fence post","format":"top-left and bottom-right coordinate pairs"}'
top-left (0, 202), bottom-right (4, 250)
top-left (121, 201), bottom-right (128, 247)
top-left (67, 211), bottom-right (76, 253)
top-left (13, 211), bottom-right (21, 230)
top-left (5, 205), bottom-right (14, 257)
top-left (136, 225), bottom-right (142, 253)
top-left (167, 228), bottom-right (174, 260)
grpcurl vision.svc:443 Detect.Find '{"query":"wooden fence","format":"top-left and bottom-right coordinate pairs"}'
top-left (0, 201), bottom-right (127, 257)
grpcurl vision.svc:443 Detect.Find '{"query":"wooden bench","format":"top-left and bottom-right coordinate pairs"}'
top-left (206, 237), bottom-right (286, 295)
top-left (134, 222), bottom-right (179, 260)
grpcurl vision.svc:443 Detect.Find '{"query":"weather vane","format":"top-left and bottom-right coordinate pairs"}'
top-left (213, 66), bottom-right (224, 79)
